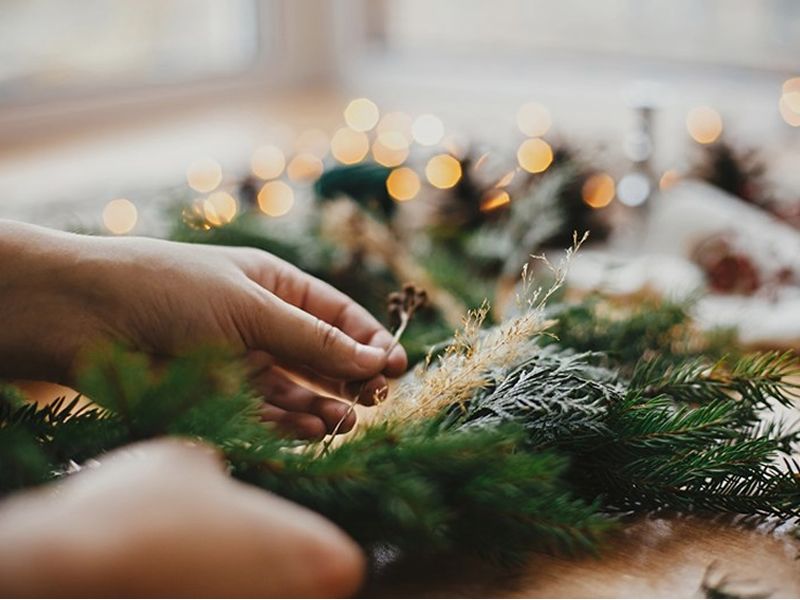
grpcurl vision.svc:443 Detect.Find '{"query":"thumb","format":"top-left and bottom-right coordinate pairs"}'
top-left (243, 290), bottom-right (388, 380)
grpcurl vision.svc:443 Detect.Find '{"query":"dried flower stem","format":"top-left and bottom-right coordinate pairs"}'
top-left (320, 285), bottom-right (427, 453)
top-left (379, 232), bottom-right (587, 425)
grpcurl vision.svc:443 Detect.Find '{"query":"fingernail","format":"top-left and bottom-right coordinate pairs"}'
top-left (355, 344), bottom-right (386, 368)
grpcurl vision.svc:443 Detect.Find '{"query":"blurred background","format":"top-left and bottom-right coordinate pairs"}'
top-left (2, 0), bottom-right (800, 349)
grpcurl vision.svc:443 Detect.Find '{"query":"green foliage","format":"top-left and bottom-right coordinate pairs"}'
top-left (242, 423), bottom-right (608, 562)
top-left (0, 347), bottom-right (607, 563)
top-left (545, 296), bottom-right (737, 374)
top-left (2, 297), bottom-right (799, 564)
top-left (451, 345), bottom-right (800, 518)
top-left (420, 247), bottom-right (495, 311)
top-left (314, 163), bottom-right (394, 220)
top-left (169, 211), bottom-right (332, 275)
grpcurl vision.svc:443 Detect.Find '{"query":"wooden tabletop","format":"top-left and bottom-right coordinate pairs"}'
top-left (365, 516), bottom-right (800, 598)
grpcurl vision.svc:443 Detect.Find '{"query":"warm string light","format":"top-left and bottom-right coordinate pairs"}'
top-left (103, 198), bottom-right (138, 234)
top-left (516, 102), bottom-right (551, 137)
top-left (480, 189), bottom-right (511, 212)
top-left (377, 112), bottom-right (413, 144)
top-left (251, 145), bottom-right (286, 179)
top-left (386, 167), bottom-right (420, 202)
top-left (686, 106), bottom-right (723, 144)
top-left (294, 129), bottom-right (330, 158)
top-left (182, 202), bottom-right (210, 230)
top-left (287, 153), bottom-right (324, 182)
top-left (372, 129), bottom-right (410, 167)
top-left (331, 127), bottom-right (369, 164)
top-left (202, 191), bottom-right (238, 226)
top-left (412, 114), bottom-right (445, 146)
top-left (425, 154), bottom-right (462, 189)
top-left (186, 158), bottom-right (223, 193)
top-left (258, 181), bottom-right (294, 217)
top-left (517, 138), bottom-right (553, 174)
top-left (582, 173), bottom-right (615, 208)
top-left (495, 169), bottom-right (517, 188)
top-left (473, 153), bottom-right (490, 171)
top-left (779, 77), bottom-right (800, 127)
top-left (344, 98), bottom-right (380, 132)
top-left (659, 169), bottom-right (681, 191)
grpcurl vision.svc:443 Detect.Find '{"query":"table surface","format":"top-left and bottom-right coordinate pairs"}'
top-left (365, 516), bottom-right (800, 598)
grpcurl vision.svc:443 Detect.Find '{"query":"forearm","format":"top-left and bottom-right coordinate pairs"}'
top-left (0, 220), bottom-right (108, 383)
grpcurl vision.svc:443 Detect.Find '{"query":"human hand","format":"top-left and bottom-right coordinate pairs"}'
top-left (0, 438), bottom-right (365, 597)
top-left (0, 221), bottom-right (407, 438)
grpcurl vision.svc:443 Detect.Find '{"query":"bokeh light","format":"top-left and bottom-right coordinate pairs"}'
top-left (372, 136), bottom-right (409, 167)
top-left (331, 127), bottom-right (369, 164)
top-left (516, 102), bottom-right (552, 137)
top-left (294, 129), bottom-right (330, 158)
top-left (782, 91), bottom-right (800, 113)
top-left (412, 114), bottom-right (445, 146)
top-left (474, 152), bottom-right (490, 171)
top-left (344, 98), bottom-right (380, 132)
top-left (251, 145), bottom-right (285, 180)
top-left (386, 167), bottom-right (420, 201)
top-left (659, 169), bottom-right (681, 191)
top-left (378, 130), bottom-right (410, 151)
top-left (481, 189), bottom-right (511, 212)
top-left (616, 173), bottom-right (651, 207)
top-left (779, 97), bottom-right (800, 127)
top-left (779, 80), bottom-right (800, 127)
top-left (287, 152), bottom-right (324, 182)
top-left (103, 198), bottom-right (138, 234)
top-left (686, 106), bottom-right (723, 144)
top-left (257, 181), bottom-right (294, 217)
top-left (377, 111), bottom-right (413, 143)
top-left (203, 191), bottom-right (237, 226)
top-left (516, 138), bottom-right (554, 173)
top-left (582, 173), bottom-right (615, 208)
top-left (186, 158), bottom-right (223, 192)
top-left (425, 154), bottom-right (462, 189)
top-left (495, 169), bottom-right (516, 188)
top-left (783, 77), bottom-right (800, 94)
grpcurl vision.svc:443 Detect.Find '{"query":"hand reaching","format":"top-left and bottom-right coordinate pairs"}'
top-left (0, 220), bottom-right (408, 438)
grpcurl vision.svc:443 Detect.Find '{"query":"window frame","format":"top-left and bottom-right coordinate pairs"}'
top-left (0, 0), bottom-right (353, 143)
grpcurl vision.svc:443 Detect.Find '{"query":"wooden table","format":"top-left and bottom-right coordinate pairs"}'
top-left (365, 516), bottom-right (800, 597)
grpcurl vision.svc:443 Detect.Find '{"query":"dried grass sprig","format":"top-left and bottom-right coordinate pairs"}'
top-left (379, 232), bottom-right (587, 425)
top-left (320, 284), bottom-right (429, 453)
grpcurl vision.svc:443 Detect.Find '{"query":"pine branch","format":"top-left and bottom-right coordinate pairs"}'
top-left (242, 423), bottom-right (609, 562)
top-left (545, 296), bottom-right (736, 374)
top-left (3, 290), bottom-right (800, 565)
top-left (28, 346), bottom-right (608, 563)
top-left (630, 351), bottom-right (800, 411)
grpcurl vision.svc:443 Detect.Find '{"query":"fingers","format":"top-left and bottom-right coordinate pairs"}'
top-left (241, 256), bottom-right (408, 376)
top-left (240, 284), bottom-right (395, 381)
top-left (254, 370), bottom-right (358, 439)
top-left (274, 362), bottom-right (389, 406)
top-left (368, 328), bottom-right (408, 378)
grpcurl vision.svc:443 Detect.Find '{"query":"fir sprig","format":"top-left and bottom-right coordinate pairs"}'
top-left (2, 294), bottom-right (800, 564)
